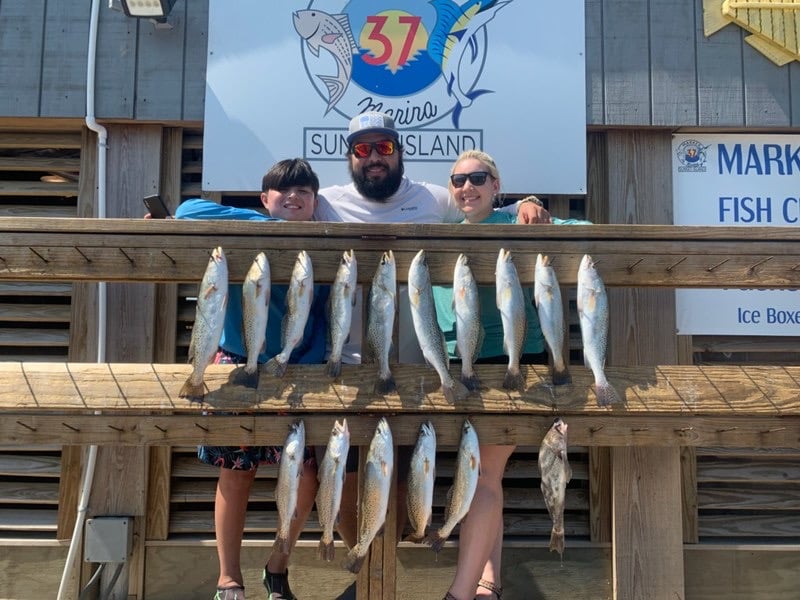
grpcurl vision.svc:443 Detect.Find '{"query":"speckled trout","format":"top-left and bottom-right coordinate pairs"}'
top-left (179, 247), bottom-right (228, 401)
top-left (534, 253), bottom-right (571, 385)
top-left (327, 249), bottom-right (357, 378)
top-left (264, 251), bottom-right (313, 377)
top-left (496, 248), bottom-right (527, 391)
top-left (409, 249), bottom-right (468, 403)
top-left (343, 418), bottom-right (393, 574)
top-left (577, 254), bottom-right (621, 406)
top-left (316, 418), bottom-right (350, 561)
top-left (405, 421), bottom-right (437, 543)
top-left (366, 250), bottom-right (397, 394)
top-left (274, 420), bottom-right (305, 555)
top-left (232, 252), bottom-right (270, 389)
top-left (453, 254), bottom-right (484, 391)
top-left (426, 420), bottom-right (480, 553)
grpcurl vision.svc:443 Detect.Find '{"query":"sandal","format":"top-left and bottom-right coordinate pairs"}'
top-left (476, 578), bottom-right (503, 599)
top-left (262, 568), bottom-right (297, 600)
top-left (214, 586), bottom-right (245, 600)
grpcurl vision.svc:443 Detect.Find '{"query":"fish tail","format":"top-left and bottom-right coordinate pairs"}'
top-left (326, 357), bottom-right (342, 378)
top-left (460, 370), bottom-right (480, 392)
top-left (318, 539), bottom-right (335, 562)
top-left (549, 526), bottom-right (565, 556)
top-left (273, 533), bottom-right (290, 556)
top-left (230, 365), bottom-right (260, 389)
top-left (374, 372), bottom-right (397, 395)
top-left (595, 381), bottom-right (622, 406)
top-left (342, 548), bottom-right (366, 574)
top-left (424, 531), bottom-right (447, 553)
top-left (551, 363), bottom-right (571, 386)
top-left (178, 378), bottom-right (206, 402)
top-left (263, 355), bottom-right (288, 378)
top-left (502, 368), bottom-right (524, 392)
top-left (403, 532), bottom-right (425, 544)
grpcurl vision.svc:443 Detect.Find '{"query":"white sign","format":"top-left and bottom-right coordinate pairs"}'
top-left (672, 133), bottom-right (800, 336)
top-left (203, 0), bottom-right (586, 194)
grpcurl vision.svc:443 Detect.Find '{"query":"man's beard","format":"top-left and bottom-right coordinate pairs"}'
top-left (349, 156), bottom-right (404, 202)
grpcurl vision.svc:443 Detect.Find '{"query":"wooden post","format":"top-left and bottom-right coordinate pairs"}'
top-left (84, 124), bottom-right (164, 599)
top-left (605, 130), bottom-right (685, 599)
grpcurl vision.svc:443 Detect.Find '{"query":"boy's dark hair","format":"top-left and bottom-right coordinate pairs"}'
top-left (261, 158), bottom-right (319, 194)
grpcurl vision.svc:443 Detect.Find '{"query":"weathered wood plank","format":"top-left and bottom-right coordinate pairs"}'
top-left (0, 454), bottom-right (60, 476)
top-left (4, 219), bottom-right (800, 287)
top-left (0, 480), bottom-right (59, 503)
top-left (697, 460), bottom-right (800, 483)
top-left (39, 0), bottom-right (89, 118)
top-left (2, 362), bottom-right (799, 416)
top-left (0, 508), bottom-right (57, 530)
top-left (0, 0), bottom-right (45, 118)
top-left (0, 303), bottom-right (71, 322)
top-left (0, 132), bottom-right (82, 149)
top-left (651, 0), bottom-right (698, 126)
top-left (612, 447), bottom-right (685, 599)
top-left (146, 446), bottom-right (172, 541)
top-left (697, 486), bottom-right (800, 510)
top-left (57, 445), bottom-right (82, 541)
top-left (681, 447), bottom-right (699, 544)
top-left (700, 513), bottom-right (800, 537)
top-left (602, 0), bottom-right (650, 125)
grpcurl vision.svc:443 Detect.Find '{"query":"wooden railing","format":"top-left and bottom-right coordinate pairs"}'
top-left (1, 218), bottom-right (799, 600)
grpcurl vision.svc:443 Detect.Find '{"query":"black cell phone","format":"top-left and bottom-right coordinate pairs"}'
top-left (143, 194), bottom-right (171, 219)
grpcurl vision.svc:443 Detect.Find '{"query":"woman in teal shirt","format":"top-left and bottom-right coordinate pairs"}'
top-left (437, 150), bottom-right (589, 600)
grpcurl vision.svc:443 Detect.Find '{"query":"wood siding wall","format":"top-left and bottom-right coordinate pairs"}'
top-left (2, 0), bottom-right (800, 127)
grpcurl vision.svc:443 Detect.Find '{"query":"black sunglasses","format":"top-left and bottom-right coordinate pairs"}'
top-left (450, 171), bottom-right (491, 188)
top-left (350, 140), bottom-right (396, 158)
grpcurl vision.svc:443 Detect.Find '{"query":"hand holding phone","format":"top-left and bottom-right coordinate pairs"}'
top-left (143, 194), bottom-right (171, 219)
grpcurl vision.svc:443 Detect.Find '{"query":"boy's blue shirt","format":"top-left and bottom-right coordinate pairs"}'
top-left (176, 198), bottom-right (329, 364)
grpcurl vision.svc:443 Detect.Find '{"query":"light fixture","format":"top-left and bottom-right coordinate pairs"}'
top-left (119, 0), bottom-right (178, 19)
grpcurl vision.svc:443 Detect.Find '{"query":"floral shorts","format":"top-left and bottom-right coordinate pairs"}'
top-left (196, 349), bottom-right (316, 471)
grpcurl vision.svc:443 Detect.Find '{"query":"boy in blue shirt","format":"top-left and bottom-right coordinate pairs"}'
top-left (176, 159), bottom-right (326, 600)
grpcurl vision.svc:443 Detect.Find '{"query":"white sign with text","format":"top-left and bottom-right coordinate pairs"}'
top-left (673, 133), bottom-right (800, 335)
top-left (203, 0), bottom-right (586, 194)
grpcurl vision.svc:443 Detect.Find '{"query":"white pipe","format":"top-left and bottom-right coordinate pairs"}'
top-left (58, 1), bottom-right (107, 598)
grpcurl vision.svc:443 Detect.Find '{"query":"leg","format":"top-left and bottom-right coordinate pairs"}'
top-left (215, 467), bottom-right (257, 590)
top-left (444, 445), bottom-right (514, 600)
top-left (337, 471), bottom-right (359, 549)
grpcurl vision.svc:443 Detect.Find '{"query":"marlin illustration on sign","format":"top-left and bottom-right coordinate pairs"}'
top-left (293, 10), bottom-right (359, 115)
top-left (428, 0), bottom-right (512, 127)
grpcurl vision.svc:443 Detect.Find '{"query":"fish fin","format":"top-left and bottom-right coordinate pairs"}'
top-left (502, 369), bottom-right (524, 392)
top-left (317, 74), bottom-right (346, 114)
top-left (230, 366), bottom-right (260, 389)
top-left (305, 41), bottom-right (320, 57)
top-left (374, 373), bottom-right (397, 395)
top-left (263, 356), bottom-right (288, 378)
top-left (549, 527), bottom-right (565, 557)
top-left (333, 14), bottom-right (359, 52)
top-left (424, 531), bottom-right (447, 553)
top-left (551, 364), bottom-right (571, 386)
top-left (178, 379), bottom-right (205, 402)
top-left (342, 549), bottom-right (366, 574)
top-left (326, 357), bottom-right (342, 378)
top-left (273, 534), bottom-right (290, 556)
top-left (318, 539), bottom-right (335, 562)
top-left (444, 379), bottom-right (469, 404)
top-left (460, 372), bottom-right (480, 392)
top-left (595, 381), bottom-right (622, 406)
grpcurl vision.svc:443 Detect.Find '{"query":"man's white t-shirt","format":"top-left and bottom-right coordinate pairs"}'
top-left (315, 176), bottom-right (464, 365)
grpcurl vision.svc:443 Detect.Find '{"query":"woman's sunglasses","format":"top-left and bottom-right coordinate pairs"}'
top-left (350, 140), bottom-right (396, 158)
top-left (450, 171), bottom-right (491, 188)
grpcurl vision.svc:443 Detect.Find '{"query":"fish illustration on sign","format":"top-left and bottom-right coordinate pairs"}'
top-left (428, 0), bottom-right (512, 127)
top-left (293, 9), bottom-right (359, 114)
